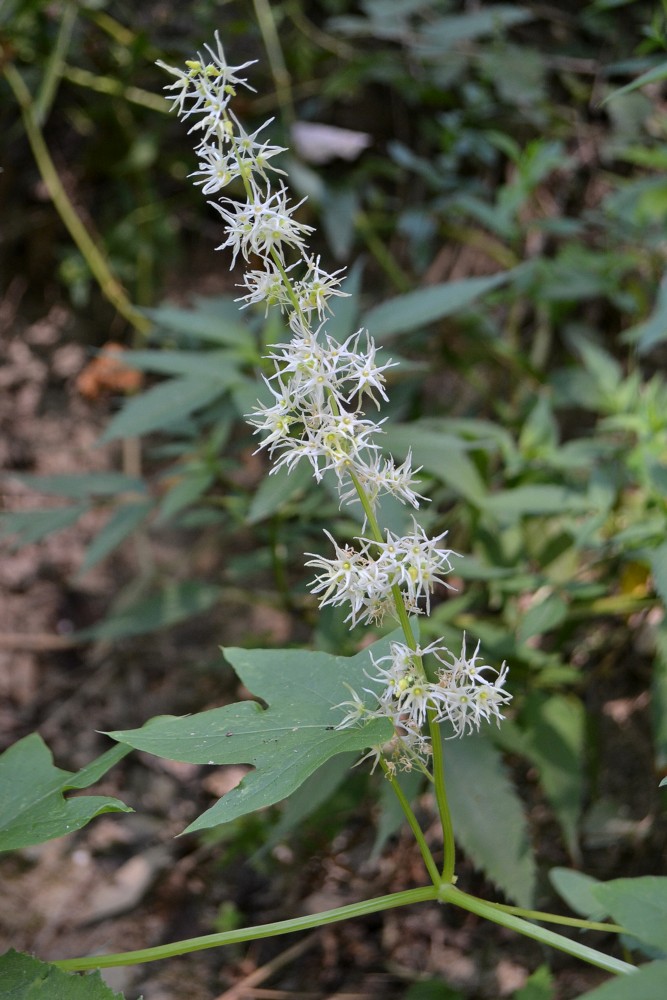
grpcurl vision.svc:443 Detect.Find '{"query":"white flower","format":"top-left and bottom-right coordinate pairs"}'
top-left (429, 635), bottom-right (513, 735)
top-left (306, 531), bottom-right (372, 608)
top-left (212, 184), bottom-right (314, 266)
top-left (190, 138), bottom-right (240, 194)
top-left (335, 684), bottom-right (379, 730)
top-left (294, 256), bottom-right (348, 320)
top-left (157, 33), bottom-right (256, 134)
top-left (342, 332), bottom-right (397, 407)
top-left (228, 113), bottom-right (287, 178)
top-left (236, 262), bottom-right (294, 314)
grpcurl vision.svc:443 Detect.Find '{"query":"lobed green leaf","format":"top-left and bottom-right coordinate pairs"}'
top-left (0, 736), bottom-right (132, 853)
top-left (109, 638), bottom-right (397, 834)
top-left (0, 950), bottom-right (128, 1000)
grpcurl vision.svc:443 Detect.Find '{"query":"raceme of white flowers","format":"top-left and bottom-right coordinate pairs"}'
top-left (159, 34), bottom-right (511, 769)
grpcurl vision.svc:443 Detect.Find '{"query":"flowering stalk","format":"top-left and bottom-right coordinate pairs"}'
top-left (158, 33), bottom-right (512, 885)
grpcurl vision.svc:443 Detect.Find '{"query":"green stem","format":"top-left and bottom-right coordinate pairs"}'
top-left (253, 0), bottom-right (296, 126)
top-left (354, 210), bottom-right (412, 293)
top-left (271, 247), bottom-right (303, 315)
top-left (428, 716), bottom-right (456, 881)
top-left (53, 880), bottom-right (633, 978)
top-left (480, 899), bottom-right (625, 934)
top-left (34, 0), bottom-right (77, 125)
top-left (382, 762), bottom-right (440, 886)
top-left (3, 64), bottom-right (150, 335)
top-left (54, 886), bottom-right (438, 971)
top-left (62, 64), bottom-right (169, 112)
top-left (439, 885), bottom-right (636, 977)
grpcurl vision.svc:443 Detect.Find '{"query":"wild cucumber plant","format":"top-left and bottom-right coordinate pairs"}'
top-left (3, 33), bottom-right (667, 1000)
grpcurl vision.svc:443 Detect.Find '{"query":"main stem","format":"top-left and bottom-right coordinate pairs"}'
top-left (55, 887), bottom-right (439, 971)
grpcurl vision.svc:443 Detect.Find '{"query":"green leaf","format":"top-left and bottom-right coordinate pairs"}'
top-left (100, 376), bottom-right (226, 443)
top-left (549, 868), bottom-right (609, 921)
top-left (573, 338), bottom-right (623, 396)
top-left (621, 277), bottom-right (667, 355)
top-left (362, 271), bottom-right (511, 340)
top-left (109, 637), bottom-right (397, 834)
top-left (517, 593), bottom-right (568, 645)
top-left (0, 950), bottom-right (127, 1000)
top-left (519, 695), bottom-right (585, 860)
top-left (414, 6), bottom-right (534, 52)
top-left (514, 965), bottom-right (555, 1000)
top-left (602, 59), bottom-right (667, 105)
top-left (648, 542), bottom-right (667, 607)
top-left (480, 485), bottom-right (593, 520)
top-left (158, 467), bottom-right (215, 521)
top-left (592, 877), bottom-right (667, 953)
top-left (0, 735), bottom-right (132, 852)
top-left (246, 462), bottom-right (313, 524)
top-left (122, 349), bottom-right (243, 379)
top-left (652, 624), bottom-right (667, 768)
top-left (404, 980), bottom-right (465, 1000)
top-left (0, 505), bottom-right (88, 546)
top-left (79, 501), bottom-right (152, 575)
top-left (383, 424), bottom-right (487, 503)
top-left (6, 472), bottom-right (146, 498)
top-left (145, 302), bottom-right (250, 347)
top-left (257, 753), bottom-right (353, 857)
top-left (575, 960), bottom-right (667, 1000)
top-left (74, 581), bottom-right (221, 641)
top-left (445, 732), bottom-right (536, 907)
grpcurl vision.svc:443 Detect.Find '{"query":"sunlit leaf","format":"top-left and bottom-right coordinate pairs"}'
top-left (517, 594), bottom-right (568, 645)
top-left (513, 965), bottom-right (555, 1000)
top-left (480, 485), bottom-right (592, 519)
top-left (246, 461), bottom-right (313, 524)
top-left (621, 276), bottom-right (667, 354)
top-left (414, 6), bottom-right (534, 53)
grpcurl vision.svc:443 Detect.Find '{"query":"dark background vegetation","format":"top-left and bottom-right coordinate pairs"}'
top-left (2, 1), bottom-right (667, 998)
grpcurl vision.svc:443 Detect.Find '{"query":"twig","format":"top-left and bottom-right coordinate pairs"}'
top-left (213, 933), bottom-right (320, 1000)
top-left (0, 632), bottom-right (81, 651)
